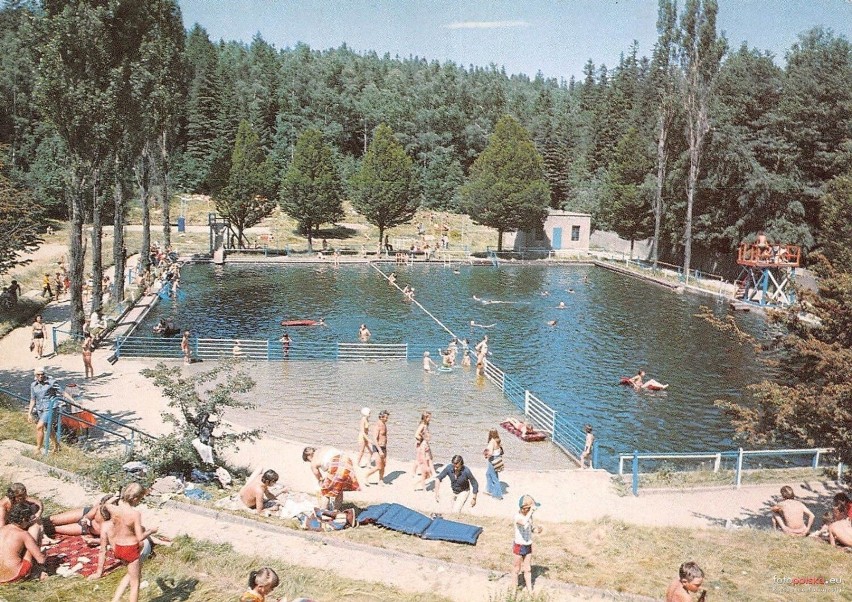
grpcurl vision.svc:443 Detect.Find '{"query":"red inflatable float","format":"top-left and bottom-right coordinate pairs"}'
top-left (619, 377), bottom-right (668, 391)
top-left (280, 319), bottom-right (323, 327)
top-left (500, 420), bottom-right (547, 442)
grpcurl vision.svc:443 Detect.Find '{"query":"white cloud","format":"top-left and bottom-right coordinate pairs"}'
top-left (444, 20), bottom-right (530, 30)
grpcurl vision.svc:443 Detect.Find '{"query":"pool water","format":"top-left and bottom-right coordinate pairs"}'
top-left (142, 262), bottom-right (776, 468)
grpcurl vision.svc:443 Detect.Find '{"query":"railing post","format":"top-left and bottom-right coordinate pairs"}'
top-left (735, 447), bottom-right (744, 489)
top-left (51, 326), bottom-right (58, 354)
top-left (266, 339), bottom-right (271, 361)
top-left (592, 440), bottom-right (599, 470)
top-left (524, 390), bottom-right (530, 418)
top-left (713, 453), bottom-right (721, 473)
top-left (618, 455), bottom-right (624, 476)
top-left (812, 450), bottom-right (820, 470)
top-left (632, 450), bottom-right (639, 496)
top-left (43, 396), bottom-right (55, 455)
top-left (838, 462), bottom-right (844, 485)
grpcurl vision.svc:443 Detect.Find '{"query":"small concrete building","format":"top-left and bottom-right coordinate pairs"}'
top-left (504, 210), bottom-right (591, 256)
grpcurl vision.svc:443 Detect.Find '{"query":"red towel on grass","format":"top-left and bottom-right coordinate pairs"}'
top-left (46, 535), bottom-right (120, 578)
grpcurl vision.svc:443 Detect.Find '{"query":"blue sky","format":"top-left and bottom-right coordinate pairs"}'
top-left (178, 0), bottom-right (852, 81)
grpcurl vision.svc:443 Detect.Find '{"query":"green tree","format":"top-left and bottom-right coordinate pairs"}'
top-left (677, 0), bottom-right (726, 279)
top-left (279, 129), bottom-right (344, 249)
top-left (419, 148), bottom-right (464, 210)
top-left (349, 123), bottom-right (419, 253)
top-left (141, 362), bottom-right (260, 477)
top-left (599, 127), bottom-right (654, 257)
top-left (649, 0), bottom-right (680, 268)
top-left (819, 174), bottom-right (852, 271)
top-left (0, 154), bottom-right (43, 275)
top-left (459, 115), bottom-right (550, 251)
top-left (216, 119), bottom-right (276, 247)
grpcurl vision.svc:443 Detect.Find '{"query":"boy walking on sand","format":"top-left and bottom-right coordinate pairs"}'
top-left (771, 485), bottom-right (814, 536)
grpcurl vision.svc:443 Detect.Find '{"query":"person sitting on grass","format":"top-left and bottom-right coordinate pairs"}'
top-left (665, 561), bottom-right (706, 602)
top-left (0, 503), bottom-right (47, 583)
top-left (0, 483), bottom-right (45, 544)
top-left (828, 515), bottom-right (852, 549)
top-left (239, 469), bottom-right (286, 515)
top-left (770, 485), bottom-right (814, 536)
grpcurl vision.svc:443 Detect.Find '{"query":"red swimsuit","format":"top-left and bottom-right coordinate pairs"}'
top-left (113, 543), bottom-right (140, 563)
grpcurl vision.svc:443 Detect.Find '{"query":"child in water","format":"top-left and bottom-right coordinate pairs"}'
top-left (422, 351), bottom-right (437, 372)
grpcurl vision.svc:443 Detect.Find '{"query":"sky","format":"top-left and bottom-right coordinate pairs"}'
top-left (178, 0), bottom-right (852, 82)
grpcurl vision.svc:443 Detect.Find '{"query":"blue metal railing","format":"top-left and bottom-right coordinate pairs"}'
top-left (0, 386), bottom-right (157, 455)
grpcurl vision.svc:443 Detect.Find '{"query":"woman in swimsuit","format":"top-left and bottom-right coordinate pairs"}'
top-left (31, 316), bottom-right (45, 359)
top-left (45, 493), bottom-right (116, 541)
top-left (413, 412), bottom-right (434, 490)
top-left (355, 407), bottom-right (378, 468)
top-left (82, 329), bottom-right (95, 378)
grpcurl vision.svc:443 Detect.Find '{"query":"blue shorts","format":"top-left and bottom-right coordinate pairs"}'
top-left (513, 543), bottom-right (532, 557)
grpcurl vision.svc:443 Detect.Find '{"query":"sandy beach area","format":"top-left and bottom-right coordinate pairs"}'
top-left (0, 295), bottom-right (842, 601)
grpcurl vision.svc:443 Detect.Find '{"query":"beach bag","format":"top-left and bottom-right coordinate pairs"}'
top-left (489, 454), bottom-right (504, 473)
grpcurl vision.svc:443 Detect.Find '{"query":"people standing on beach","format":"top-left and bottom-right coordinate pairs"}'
top-left (434, 455), bottom-right (478, 514)
top-left (302, 447), bottom-right (361, 511)
top-left (31, 315), bottom-right (46, 359)
top-left (413, 412), bottom-right (433, 489)
top-left (579, 424), bottom-right (594, 469)
top-left (770, 485), bottom-right (814, 536)
top-left (356, 408), bottom-right (381, 468)
top-left (89, 483), bottom-right (158, 602)
top-left (484, 429), bottom-right (504, 499)
top-left (28, 368), bottom-right (75, 453)
top-left (365, 410), bottom-right (390, 485)
top-left (280, 332), bottom-right (291, 358)
top-left (181, 331), bottom-right (191, 364)
top-left (422, 351), bottom-right (437, 373)
top-left (82, 328), bottom-right (95, 378)
top-left (240, 567), bottom-right (282, 602)
top-left (358, 324), bottom-right (371, 342)
top-left (0, 503), bottom-right (47, 583)
top-left (665, 561), bottom-right (706, 602)
top-left (510, 495), bottom-right (542, 594)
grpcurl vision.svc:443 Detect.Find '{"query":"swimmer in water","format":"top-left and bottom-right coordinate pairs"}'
top-left (557, 301), bottom-right (566, 309)
top-left (547, 320), bottom-right (558, 327)
top-left (422, 351), bottom-right (437, 373)
top-left (470, 320), bottom-right (496, 329)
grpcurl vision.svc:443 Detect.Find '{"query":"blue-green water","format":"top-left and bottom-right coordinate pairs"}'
top-left (141, 262), bottom-right (775, 467)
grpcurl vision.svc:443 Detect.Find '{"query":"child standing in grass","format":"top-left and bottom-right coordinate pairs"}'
top-left (510, 495), bottom-right (542, 594)
top-left (89, 483), bottom-right (157, 602)
top-left (665, 561), bottom-right (706, 601)
top-left (240, 567), bottom-right (282, 602)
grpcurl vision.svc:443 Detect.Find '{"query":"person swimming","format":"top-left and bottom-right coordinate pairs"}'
top-left (470, 320), bottom-right (496, 329)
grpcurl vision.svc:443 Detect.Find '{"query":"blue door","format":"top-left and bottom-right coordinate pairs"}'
top-left (551, 227), bottom-right (562, 250)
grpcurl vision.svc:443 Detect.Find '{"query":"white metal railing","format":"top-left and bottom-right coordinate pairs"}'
top-left (338, 342), bottom-right (407, 360)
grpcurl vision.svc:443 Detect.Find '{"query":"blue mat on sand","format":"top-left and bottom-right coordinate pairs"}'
top-left (358, 503), bottom-right (482, 545)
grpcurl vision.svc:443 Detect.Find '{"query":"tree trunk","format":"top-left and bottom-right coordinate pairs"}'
top-left (68, 168), bottom-right (87, 338)
top-left (91, 171), bottom-right (104, 314)
top-left (137, 143), bottom-right (152, 273)
top-left (497, 229), bottom-right (504, 252)
top-left (378, 226), bottom-right (385, 255)
top-left (113, 156), bottom-right (126, 303)
top-left (652, 110), bottom-right (669, 270)
top-left (159, 130), bottom-right (171, 249)
top-left (684, 101), bottom-right (708, 283)
top-left (630, 238), bottom-right (635, 260)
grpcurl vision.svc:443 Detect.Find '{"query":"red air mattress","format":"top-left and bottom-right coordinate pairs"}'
top-left (500, 420), bottom-right (547, 442)
top-left (281, 319), bottom-right (321, 326)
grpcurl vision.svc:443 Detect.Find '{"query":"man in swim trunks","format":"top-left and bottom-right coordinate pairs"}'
top-left (0, 504), bottom-right (46, 583)
top-left (365, 410), bottom-right (390, 485)
top-left (358, 324), bottom-right (371, 342)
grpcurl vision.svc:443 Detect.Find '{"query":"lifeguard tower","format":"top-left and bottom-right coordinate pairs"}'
top-left (735, 242), bottom-right (801, 308)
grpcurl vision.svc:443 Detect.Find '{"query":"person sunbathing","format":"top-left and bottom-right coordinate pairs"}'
top-left (770, 486), bottom-right (814, 536)
top-left (0, 503), bottom-right (46, 583)
top-left (628, 370), bottom-right (669, 391)
top-left (45, 493), bottom-right (117, 542)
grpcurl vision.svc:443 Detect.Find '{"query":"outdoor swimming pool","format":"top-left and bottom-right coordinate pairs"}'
top-left (140, 262), bottom-right (776, 468)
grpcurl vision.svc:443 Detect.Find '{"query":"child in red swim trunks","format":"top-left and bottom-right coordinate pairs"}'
top-left (89, 483), bottom-right (157, 602)
top-left (0, 503), bottom-right (46, 583)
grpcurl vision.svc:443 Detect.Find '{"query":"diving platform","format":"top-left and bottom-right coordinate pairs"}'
top-left (734, 243), bottom-right (801, 308)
